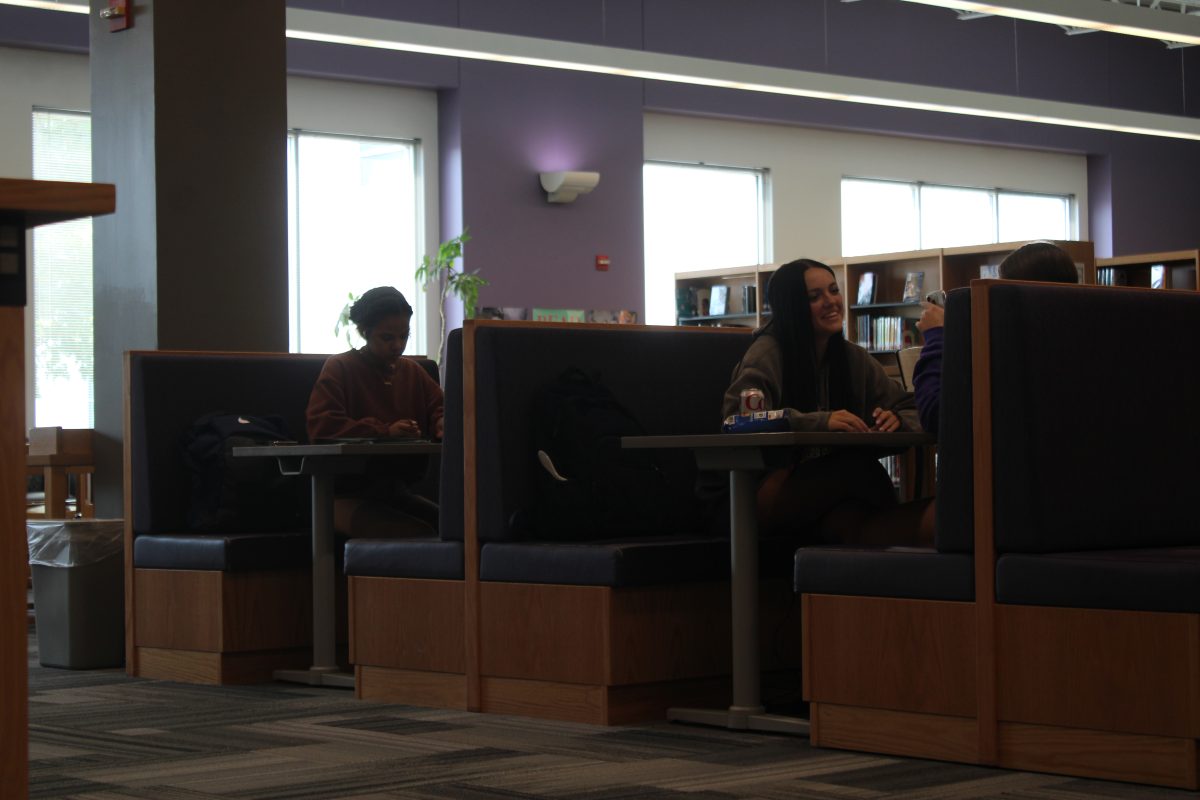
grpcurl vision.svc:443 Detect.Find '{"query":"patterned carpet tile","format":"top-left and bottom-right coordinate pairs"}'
top-left (26, 635), bottom-right (1198, 800)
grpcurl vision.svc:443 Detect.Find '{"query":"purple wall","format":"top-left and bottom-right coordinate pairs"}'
top-left (452, 61), bottom-right (645, 312)
top-left (4, 0), bottom-right (1200, 310)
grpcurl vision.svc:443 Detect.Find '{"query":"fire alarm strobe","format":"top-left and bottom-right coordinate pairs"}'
top-left (595, 255), bottom-right (610, 271)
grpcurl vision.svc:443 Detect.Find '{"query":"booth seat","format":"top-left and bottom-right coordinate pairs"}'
top-left (345, 330), bottom-right (466, 709)
top-left (346, 321), bottom-right (808, 723)
top-left (467, 321), bottom-right (803, 725)
top-left (124, 350), bottom-right (437, 685)
top-left (796, 282), bottom-right (1200, 790)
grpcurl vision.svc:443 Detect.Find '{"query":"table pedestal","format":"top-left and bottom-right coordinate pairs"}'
top-left (272, 472), bottom-right (354, 688)
top-left (667, 468), bottom-right (809, 736)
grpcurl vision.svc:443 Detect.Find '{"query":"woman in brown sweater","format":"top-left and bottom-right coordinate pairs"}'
top-left (306, 286), bottom-right (444, 537)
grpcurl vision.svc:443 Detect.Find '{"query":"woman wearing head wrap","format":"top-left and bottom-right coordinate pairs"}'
top-left (721, 259), bottom-right (925, 545)
top-left (306, 286), bottom-right (444, 537)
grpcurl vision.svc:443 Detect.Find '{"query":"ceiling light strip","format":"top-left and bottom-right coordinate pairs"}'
top-left (1, 0), bottom-right (87, 12)
top-left (899, 0), bottom-right (1200, 46)
top-left (6, 2), bottom-right (1197, 141)
top-left (286, 9), bottom-right (1200, 141)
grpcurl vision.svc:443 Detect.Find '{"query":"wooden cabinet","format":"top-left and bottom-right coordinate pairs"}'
top-left (1096, 249), bottom-right (1198, 291)
top-left (0, 177), bottom-right (115, 798)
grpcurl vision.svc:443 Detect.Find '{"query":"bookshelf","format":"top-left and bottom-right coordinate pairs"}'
top-left (941, 240), bottom-right (1095, 289)
top-left (675, 263), bottom-right (777, 328)
top-left (671, 240), bottom-right (1094, 346)
top-left (1096, 249), bottom-right (1199, 291)
top-left (844, 248), bottom-right (940, 355)
top-left (841, 240), bottom-right (1094, 354)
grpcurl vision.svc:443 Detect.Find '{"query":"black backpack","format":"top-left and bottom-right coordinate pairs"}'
top-left (180, 412), bottom-right (309, 533)
top-left (512, 368), bottom-right (700, 541)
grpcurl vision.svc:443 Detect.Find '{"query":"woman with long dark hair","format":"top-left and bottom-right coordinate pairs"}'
top-left (722, 259), bottom-right (924, 544)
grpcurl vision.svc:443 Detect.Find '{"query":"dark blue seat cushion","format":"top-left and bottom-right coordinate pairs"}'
top-left (480, 537), bottom-right (731, 587)
top-left (133, 532), bottom-right (310, 571)
top-left (343, 538), bottom-right (464, 580)
top-left (794, 545), bottom-right (974, 601)
top-left (997, 547), bottom-right (1200, 613)
top-left (480, 533), bottom-right (805, 588)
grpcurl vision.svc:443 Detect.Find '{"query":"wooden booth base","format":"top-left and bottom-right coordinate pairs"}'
top-left (135, 645), bottom-right (311, 685)
top-left (803, 594), bottom-right (1200, 789)
top-left (130, 567), bottom-right (315, 684)
top-left (811, 704), bottom-right (1199, 790)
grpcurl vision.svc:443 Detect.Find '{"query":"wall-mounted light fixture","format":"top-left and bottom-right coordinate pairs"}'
top-left (539, 171), bottom-right (600, 203)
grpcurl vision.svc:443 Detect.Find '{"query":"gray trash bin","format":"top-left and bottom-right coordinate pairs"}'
top-left (27, 519), bottom-right (124, 669)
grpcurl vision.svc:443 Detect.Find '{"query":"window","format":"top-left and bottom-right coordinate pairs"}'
top-left (841, 178), bottom-right (1073, 257)
top-left (643, 162), bottom-right (767, 326)
top-left (287, 131), bottom-right (421, 355)
top-left (31, 108), bottom-right (93, 428)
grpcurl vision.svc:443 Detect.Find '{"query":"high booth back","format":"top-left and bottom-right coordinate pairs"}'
top-left (469, 322), bottom-right (753, 547)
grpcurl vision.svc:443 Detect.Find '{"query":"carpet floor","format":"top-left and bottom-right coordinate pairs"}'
top-left (26, 635), bottom-right (1188, 799)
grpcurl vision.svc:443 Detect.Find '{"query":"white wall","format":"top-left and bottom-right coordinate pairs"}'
top-left (644, 111), bottom-right (1089, 268)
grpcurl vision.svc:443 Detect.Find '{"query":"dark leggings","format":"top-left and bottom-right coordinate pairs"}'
top-left (334, 490), bottom-right (439, 538)
top-left (757, 450), bottom-right (932, 546)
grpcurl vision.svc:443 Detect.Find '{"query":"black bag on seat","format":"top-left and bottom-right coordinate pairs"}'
top-left (180, 413), bottom-right (309, 533)
top-left (512, 367), bottom-right (699, 541)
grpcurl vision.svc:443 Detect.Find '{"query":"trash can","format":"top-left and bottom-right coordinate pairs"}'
top-left (27, 519), bottom-right (124, 669)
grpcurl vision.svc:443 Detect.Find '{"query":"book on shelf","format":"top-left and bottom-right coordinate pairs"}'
top-left (902, 271), bottom-right (924, 304)
top-left (856, 314), bottom-right (919, 352)
top-left (1151, 265), bottom-right (1165, 289)
top-left (857, 272), bottom-right (876, 305)
top-left (675, 287), bottom-right (697, 320)
top-left (709, 285), bottom-right (729, 316)
top-left (742, 285), bottom-right (757, 313)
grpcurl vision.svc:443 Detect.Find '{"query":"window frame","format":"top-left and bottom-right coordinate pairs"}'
top-left (285, 127), bottom-right (424, 357)
top-left (841, 175), bottom-right (1076, 257)
top-left (642, 159), bottom-right (771, 326)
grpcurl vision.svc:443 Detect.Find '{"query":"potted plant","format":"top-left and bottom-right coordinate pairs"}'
top-left (415, 229), bottom-right (486, 364)
top-left (334, 291), bottom-right (362, 349)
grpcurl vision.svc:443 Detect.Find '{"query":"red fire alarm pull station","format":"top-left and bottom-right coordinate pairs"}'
top-left (101, 0), bottom-right (132, 32)
top-left (595, 255), bottom-right (610, 272)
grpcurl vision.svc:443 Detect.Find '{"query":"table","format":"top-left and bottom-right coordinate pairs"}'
top-left (233, 440), bottom-right (441, 688)
top-left (26, 460), bottom-right (94, 520)
top-left (622, 431), bottom-right (935, 734)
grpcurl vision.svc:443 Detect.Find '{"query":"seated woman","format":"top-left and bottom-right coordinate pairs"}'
top-left (306, 286), bottom-right (445, 538)
top-left (913, 241), bottom-right (1079, 434)
top-left (722, 258), bottom-right (927, 546)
